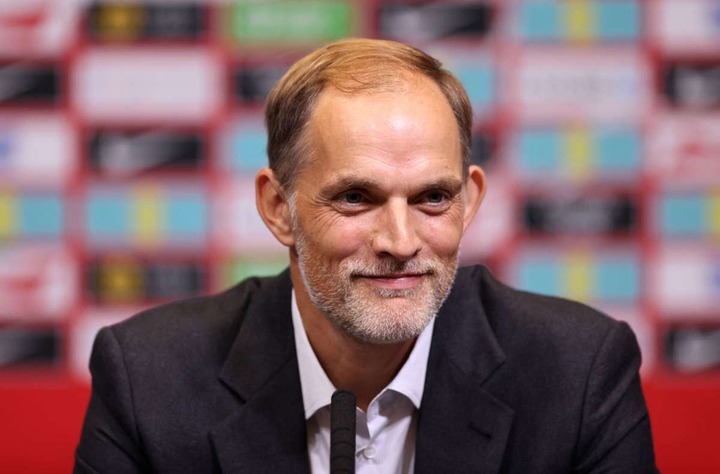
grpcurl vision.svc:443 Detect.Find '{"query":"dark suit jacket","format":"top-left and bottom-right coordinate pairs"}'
top-left (74, 265), bottom-right (657, 473)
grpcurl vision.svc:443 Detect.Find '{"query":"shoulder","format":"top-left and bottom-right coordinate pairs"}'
top-left (451, 266), bottom-right (645, 424)
top-left (455, 264), bottom-right (625, 348)
top-left (442, 271), bottom-right (654, 469)
top-left (96, 270), bottom-right (291, 370)
top-left (449, 265), bottom-right (641, 389)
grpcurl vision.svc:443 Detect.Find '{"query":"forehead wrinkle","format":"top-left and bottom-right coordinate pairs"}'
top-left (311, 81), bottom-right (456, 146)
top-left (304, 76), bottom-right (464, 182)
top-left (312, 124), bottom-right (457, 174)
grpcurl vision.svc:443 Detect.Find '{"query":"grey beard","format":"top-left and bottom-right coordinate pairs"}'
top-left (293, 227), bottom-right (457, 344)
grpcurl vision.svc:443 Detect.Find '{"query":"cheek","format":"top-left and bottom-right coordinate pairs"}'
top-left (424, 229), bottom-right (462, 257)
top-left (417, 214), bottom-right (464, 256)
top-left (305, 215), bottom-right (369, 258)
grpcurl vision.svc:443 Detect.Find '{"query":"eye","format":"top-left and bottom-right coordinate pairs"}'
top-left (416, 189), bottom-right (453, 214)
top-left (332, 190), bottom-right (371, 213)
top-left (342, 191), bottom-right (364, 204)
top-left (425, 191), bottom-right (446, 204)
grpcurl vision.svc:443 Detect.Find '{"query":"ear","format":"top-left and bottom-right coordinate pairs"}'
top-left (462, 165), bottom-right (487, 232)
top-left (255, 168), bottom-right (295, 247)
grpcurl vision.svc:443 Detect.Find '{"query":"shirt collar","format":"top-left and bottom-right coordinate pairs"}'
top-left (291, 289), bottom-right (435, 420)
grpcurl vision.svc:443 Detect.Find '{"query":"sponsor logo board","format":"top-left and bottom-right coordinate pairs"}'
top-left (664, 325), bottom-right (720, 372)
top-left (515, 0), bottom-right (640, 43)
top-left (0, 190), bottom-right (64, 239)
top-left (655, 189), bottom-right (720, 239)
top-left (85, 182), bottom-right (208, 249)
top-left (226, 1), bottom-right (355, 46)
top-left (0, 326), bottom-right (60, 368)
top-left (74, 49), bottom-right (222, 122)
top-left (522, 194), bottom-right (637, 235)
top-left (0, 114), bottom-right (75, 186)
top-left (0, 62), bottom-right (60, 105)
top-left (0, 0), bottom-right (79, 57)
top-left (652, 0), bottom-right (720, 55)
top-left (87, 2), bottom-right (205, 42)
top-left (512, 126), bottom-right (641, 183)
top-left (380, 3), bottom-right (492, 42)
top-left (0, 244), bottom-right (76, 321)
top-left (511, 50), bottom-right (651, 120)
top-left (87, 255), bottom-right (205, 304)
top-left (649, 114), bottom-right (720, 181)
top-left (509, 247), bottom-right (641, 304)
top-left (88, 128), bottom-right (205, 178)
top-left (663, 62), bottom-right (720, 109)
top-left (652, 247), bottom-right (720, 316)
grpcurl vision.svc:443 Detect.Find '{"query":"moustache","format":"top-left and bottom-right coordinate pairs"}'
top-left (344, 259), bottom-right (438, 277)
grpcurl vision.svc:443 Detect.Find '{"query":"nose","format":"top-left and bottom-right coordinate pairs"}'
top-left (371, 200), bottom-right (421, 261)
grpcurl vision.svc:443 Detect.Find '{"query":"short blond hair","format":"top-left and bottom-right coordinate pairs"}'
top-left (265, 38), bottom-right (472, 189)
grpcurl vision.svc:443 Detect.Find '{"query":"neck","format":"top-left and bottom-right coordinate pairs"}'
top-left (291, 265), bottom-right (415, 411)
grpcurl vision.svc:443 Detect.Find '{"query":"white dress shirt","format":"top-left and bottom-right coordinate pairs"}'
top-left (291, 291), bottom-right (435, 474)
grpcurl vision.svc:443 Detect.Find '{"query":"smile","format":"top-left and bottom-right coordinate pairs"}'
top-left (356, 273), bottom-right (427, 290)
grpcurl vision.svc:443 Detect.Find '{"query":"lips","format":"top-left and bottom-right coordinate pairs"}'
top-left (357, 273), bottom-right (427, 290)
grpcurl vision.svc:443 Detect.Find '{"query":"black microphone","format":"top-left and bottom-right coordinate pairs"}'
top-left (330, 389), bottom-right (356, 474)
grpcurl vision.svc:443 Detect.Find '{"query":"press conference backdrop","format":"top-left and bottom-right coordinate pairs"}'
top-left (1, 0), bottom-right (719, 472)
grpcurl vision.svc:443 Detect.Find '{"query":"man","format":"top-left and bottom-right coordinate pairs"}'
top-left (75, 39), bottom-right (657, 473)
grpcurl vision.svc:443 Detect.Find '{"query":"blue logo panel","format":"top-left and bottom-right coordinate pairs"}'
top-left (20, 195), bottom-right (64, 237)
top-left (660, 195), bottom-right (705, 237)
top-left (87, 193), bottom-right (129, 238)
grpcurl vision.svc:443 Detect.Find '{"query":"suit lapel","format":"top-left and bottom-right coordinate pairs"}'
top-left (210, 272), bottom-right (311, 474)
top-left (416, 269), bottom-right (515, 474)
top-left (207, 268), bottom-right (514, 473)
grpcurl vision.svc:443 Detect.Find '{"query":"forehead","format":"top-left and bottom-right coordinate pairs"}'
top-left (300, 76), bottom-right (462, 180)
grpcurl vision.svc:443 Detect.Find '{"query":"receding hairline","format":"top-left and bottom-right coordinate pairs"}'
top-left (265, 38), bottom-right (473, 190)
top-left (301, 73), bottom-right (465, 174)
top-left (270, 38), bottom-right (439, 96)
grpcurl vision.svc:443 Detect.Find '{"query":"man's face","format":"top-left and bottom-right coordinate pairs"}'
top-left (288, 76), bottom-right (471, 345)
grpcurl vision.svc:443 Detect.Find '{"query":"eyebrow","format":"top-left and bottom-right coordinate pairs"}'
top-left (318, 174), bottom-right (464, 197)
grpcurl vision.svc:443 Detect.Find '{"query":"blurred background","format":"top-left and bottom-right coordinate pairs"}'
top-left (1, 0), bottom-right (719, 471)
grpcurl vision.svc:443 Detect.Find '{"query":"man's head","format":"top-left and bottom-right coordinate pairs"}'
top-left (264, 38), bottom-right (474, 191)
top-left (257, 38), bottom-right (486, 345)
